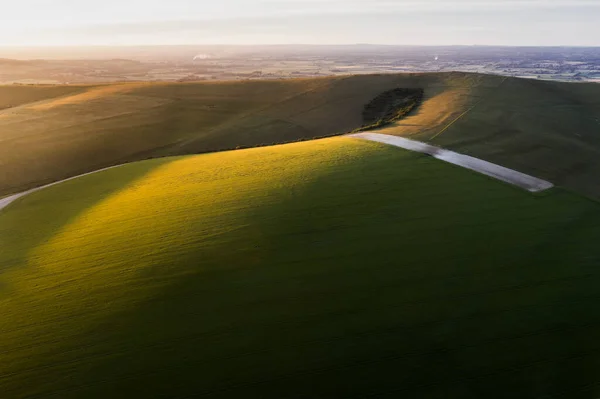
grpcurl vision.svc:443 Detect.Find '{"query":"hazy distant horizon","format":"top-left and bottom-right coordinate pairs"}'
top-left (2, 44), bottom-right (600, 48)
top-left (2, 0), bottom-right (599, 47)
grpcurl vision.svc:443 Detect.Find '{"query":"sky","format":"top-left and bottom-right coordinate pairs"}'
top-left (1, 0), bottom-right (599, 46)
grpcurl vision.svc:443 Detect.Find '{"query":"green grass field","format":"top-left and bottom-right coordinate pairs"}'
top-left (384, 75), bottom-right (600, 198)
top-left (2, 137), bottom-right (600, 398)
top-left (2, 72), bottom-right (600, 200)
top-left (0, 84), bottom-right (86, 110)
top-left (0, 74), bottom-right (435, 196)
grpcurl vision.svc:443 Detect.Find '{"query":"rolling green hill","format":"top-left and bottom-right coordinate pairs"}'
top-left (0, 84), bottom-right (85, 110)
top-left (2, 137), bottom-right (600, 398)
top-left (2, 72), bottom-right (600, 199)
top-left (382, 75), bottom-right (600, 198)
top-left (0, 74), bottom-right (435, 197)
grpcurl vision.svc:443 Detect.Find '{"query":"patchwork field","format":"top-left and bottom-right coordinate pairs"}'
top-left (2, 137), bottom-right (600, 398)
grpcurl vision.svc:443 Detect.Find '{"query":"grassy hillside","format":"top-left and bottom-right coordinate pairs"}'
top-left (0, 72), bottom-right (494, 197)
top-left (382, 75), bottom-right (600, 198)
top-left (0, 84), bottom-right (85, 110)
top-left (2, 137), bottom-right (600, 398)
top-left (2, 72), bottom-right (600, 199)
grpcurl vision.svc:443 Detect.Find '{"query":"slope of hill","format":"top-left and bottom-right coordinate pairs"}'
top-left (2, 137), bottom-right (600, 398)
top-left (0, 84), bottom-right (85, 110)
top-left (0, 73), bottom-right (485, 197)
top-left (2, 72), bottom-right (600, 199)
top-left (382, 75), bottom-right (600, 198)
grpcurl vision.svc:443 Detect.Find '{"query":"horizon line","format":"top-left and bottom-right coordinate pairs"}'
top-left (1, 43), bottom-right (600, 48)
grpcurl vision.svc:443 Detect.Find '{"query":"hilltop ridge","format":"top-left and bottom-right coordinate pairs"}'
top-left (1, 72), bottom-right (600, 198)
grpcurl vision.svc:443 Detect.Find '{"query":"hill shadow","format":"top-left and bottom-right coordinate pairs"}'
top-left (0, 157), bottom-right (176, 292)
top-left (14, 141), bottom-right (600, 398)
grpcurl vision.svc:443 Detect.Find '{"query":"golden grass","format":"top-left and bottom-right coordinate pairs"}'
top-left (3, 136), bottom-right (600, 397)
top-left (0, 75), bottom-right (380, 195)
top-left (1, 137), bottom-right (379, 396)
top-left (1, 72), bottom-right (488, 197)
top-left (3, 71), bottom-right (600, 199)
top-left (379, 88), bottom-right (478, 138)
top-left (0, 85), bottom-right (86, 110)
top-left (27, 84), bottom-right (145, 110)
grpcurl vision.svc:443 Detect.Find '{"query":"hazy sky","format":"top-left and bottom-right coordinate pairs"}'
top-left (2, 0), bottom-right (599, 46)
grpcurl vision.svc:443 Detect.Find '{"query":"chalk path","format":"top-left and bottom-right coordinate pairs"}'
top-left (349, 132), bottom-right (553, 192)
top-left (0, 133), bottom-right (554, 213)
top-left (0, 165), bottom-right (125, 212)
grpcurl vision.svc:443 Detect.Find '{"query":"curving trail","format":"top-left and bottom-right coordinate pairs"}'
top-left (0, 165), bottom-right (124, 213)
top-left (0, 132), bottom-right (554, 213)
top-left (349, 132), bottom-right (554, 192)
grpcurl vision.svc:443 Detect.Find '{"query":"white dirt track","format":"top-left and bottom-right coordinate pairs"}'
top-left (349, 133), bottom-right (554, 192)
top-left (0, 165), bottom-right (124, 213)
top-left (0, 133), bottom-right (553, 214)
